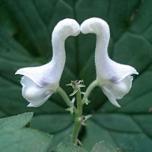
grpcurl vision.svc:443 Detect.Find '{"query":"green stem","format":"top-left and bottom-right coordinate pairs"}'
top-left (76, 89), bottom-right (83, 115)
top-left (72, 88), bottom-right (83, 144)
top-left (56, 86), bottom-right (71, 107)
top-left (83, 80), bottom-right (98, 100)
top-left (72, 80), bottom-right (98, 144)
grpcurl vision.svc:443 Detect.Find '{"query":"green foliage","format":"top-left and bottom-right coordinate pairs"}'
top-left (0, 0), bottom-right (152, 151)
top-left (0, 112), bottom-right (33, 133)
top-left (56, 143), bottom-right (87, 152)
top-left (91, 141), bottom-right (118, 152)
top-left (0, 113), bottom-right (52, 152)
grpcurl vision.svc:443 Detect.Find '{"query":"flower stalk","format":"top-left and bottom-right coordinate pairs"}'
top-left (83, 80), bottom-right (98, 102)
top-left (72, 87), bottom-right (83, 144)
top-left (56, 87), bottom-right (71, 107)
top-left (67, 80), bottom-right (85, 144)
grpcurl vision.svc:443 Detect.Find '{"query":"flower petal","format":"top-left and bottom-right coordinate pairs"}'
top-left (109, 61), bottom-right (138, 83)
top-left (97, 59), bottom-right (138, 84)
top-left (21, 76), bottom-right (53, 107)
top-left (16, 62), bottom-right (59, 89)
top-left (101, 76), bottom-right (133, 107)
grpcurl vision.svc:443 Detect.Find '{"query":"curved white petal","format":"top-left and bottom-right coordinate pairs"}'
top-left (97, 59), bottom-right (138, 84)
top-left (21, 76), bottom-right (53, 107)
top-left (16, 62), bottom-right (59, 89)
top-left (102, 76), bottom-right (133, 107)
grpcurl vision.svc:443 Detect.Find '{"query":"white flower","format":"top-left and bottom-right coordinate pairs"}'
top-left (16, 18), bottom-right (80, 107)
top-left (81, 17), bottom-right (138, 107)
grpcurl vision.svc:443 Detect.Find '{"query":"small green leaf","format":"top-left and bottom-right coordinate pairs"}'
top-left (0, 128), bottom-right (52, 152)
top-left (0, 112), bottom-right (33, 133)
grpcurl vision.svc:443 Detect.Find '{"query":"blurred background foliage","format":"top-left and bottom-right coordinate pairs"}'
top-left (0, 0), bottom-right (152, 151)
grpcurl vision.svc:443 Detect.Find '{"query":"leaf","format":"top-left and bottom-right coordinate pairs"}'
top-left (31, 114), bottom-right (72, 134)
top-left (0, 128), bottom-right (52, 152)
top-left (0, 112), bottom-right (33, 133)
top-left (56, 142), bottom-right (87, 152)
top-left (82, 120), bottom-right (118, 150)
top-left (0, 0), bottom-right (152, 151)
top-left (82, 116), bottom-right (152, 151)
top-left (4, 0), bottom-right (51, 56)
top-left (0, 113), bottom-right (52, 152)
top-left (91, 141), bottom-right (118, 152)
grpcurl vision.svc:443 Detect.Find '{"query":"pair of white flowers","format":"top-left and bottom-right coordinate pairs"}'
top-left (16, 18), bottom-right (138, 108)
